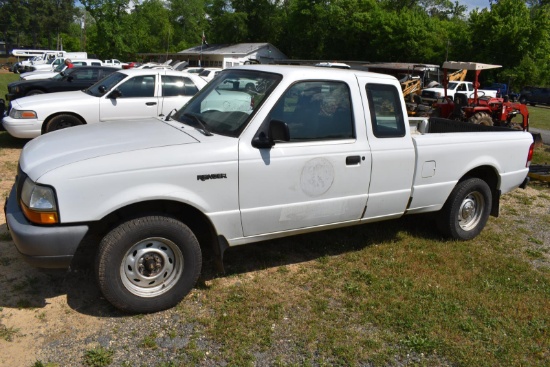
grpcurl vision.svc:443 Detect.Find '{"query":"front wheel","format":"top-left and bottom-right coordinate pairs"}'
top-left (96, 216), bottom-right (202, 313)
top-left (26, 89), bottom-right (44, 97)
top-left (437, 178), bottom-right (492, 241)
top-left (45, 114), bottom-right (83, 133)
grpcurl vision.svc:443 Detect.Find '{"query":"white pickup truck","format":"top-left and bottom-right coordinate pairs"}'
top-left (421, 80), bottom-right (499, 102)
top-left (4, 65), bottom-right (534, 313)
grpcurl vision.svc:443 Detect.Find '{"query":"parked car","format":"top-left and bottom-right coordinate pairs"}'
top-left (519, 86), bottom-right (550, 106)
top-left (199, 67), bottom-right (222, 81)
top-left (19, 59), bottom-right (105, 81)
top-left (182, 67), bottom-right (204, 74)
top-left (6, 66), bottom-right (119, 102)
top-left (2, 69), bottom-right (208, 138)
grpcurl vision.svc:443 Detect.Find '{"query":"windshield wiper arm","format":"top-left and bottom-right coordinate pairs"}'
top-left (183, 113), bottom-right (213, 136)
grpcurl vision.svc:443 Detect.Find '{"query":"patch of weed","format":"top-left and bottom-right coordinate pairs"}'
top-left (82, 346), bottom-right (114, 367)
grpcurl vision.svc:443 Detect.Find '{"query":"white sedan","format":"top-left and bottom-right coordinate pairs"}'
top-left (2, 69), bottom-right (207, 139)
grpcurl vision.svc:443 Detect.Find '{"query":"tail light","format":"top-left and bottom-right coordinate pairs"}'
top-left (526, 142), bottom-right (535, 167)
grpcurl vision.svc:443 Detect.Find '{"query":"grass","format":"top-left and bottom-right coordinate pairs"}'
top-left (0, 323), bottom-right (19, 342)
top-left (172, 209), bottom-right (550, 367)
top-left (0, 71), bottom-right (18, 96)
top-left (529, 105), bottom-right (550, 130)
top-left (83, 346), bottom-right (114, 367)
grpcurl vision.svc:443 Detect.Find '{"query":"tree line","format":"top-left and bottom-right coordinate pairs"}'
top-left (0, 0), bottom-right (549, 89)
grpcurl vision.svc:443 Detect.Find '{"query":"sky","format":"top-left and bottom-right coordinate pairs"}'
top-left (458, 0), bottom-right (491, 11)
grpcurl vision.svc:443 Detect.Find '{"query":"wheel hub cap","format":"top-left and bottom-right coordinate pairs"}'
top-left (120, 237), bottom-right (184, 298)
top-left (458, 192), bottom-right (484, 231)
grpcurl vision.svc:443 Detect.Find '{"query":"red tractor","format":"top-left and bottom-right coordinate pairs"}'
top-left (432, 61), bottom-right (529, 131)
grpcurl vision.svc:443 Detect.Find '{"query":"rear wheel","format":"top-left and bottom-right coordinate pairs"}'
top-left (468, 112), bottom-right (493, 126)
top-left (437, 178), bottom-right (492, 241)
top-left (96, 215), bottom-right (202, 313)
top-left (45, 114), bottom-right (83, 133)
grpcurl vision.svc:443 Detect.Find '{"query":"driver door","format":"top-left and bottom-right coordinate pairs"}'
top-left (99, 74), bottom-right (160, 121)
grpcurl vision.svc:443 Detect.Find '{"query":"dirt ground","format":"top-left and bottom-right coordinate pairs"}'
top-left (1, 138), bottom-right (549, 367)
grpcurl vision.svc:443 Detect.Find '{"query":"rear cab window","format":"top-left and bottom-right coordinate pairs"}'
top-left (365, 83), bottom-right (406, 138)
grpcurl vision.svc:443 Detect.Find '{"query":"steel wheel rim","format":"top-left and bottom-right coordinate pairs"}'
top-left (458, 191), bottom-right (484, 231)
top-left (120, 237), bottom-right (184, 298)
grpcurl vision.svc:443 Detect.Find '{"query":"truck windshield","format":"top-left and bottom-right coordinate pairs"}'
top-left (85, 72), bottom-right (128, 97)
top-left (447, 82), bottom-right (459, 90)
top-left (172, 69), bottom-right (281, 138)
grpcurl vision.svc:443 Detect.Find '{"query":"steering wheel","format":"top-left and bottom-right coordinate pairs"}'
top-left (469, 91), bottom-right (486, 99)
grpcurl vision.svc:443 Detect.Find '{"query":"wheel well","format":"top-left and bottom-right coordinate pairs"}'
top-left (25, 88), bottom-right (46, 95)
top-left (41, 112), bottom-right (86, 134)
top-left (459, 165), bottom-right (500, 216)
top-left (73, 200), bottom-right (220, 271)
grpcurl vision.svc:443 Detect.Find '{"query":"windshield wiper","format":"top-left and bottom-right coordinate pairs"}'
top-left (183, 113), bottom-right (213, 136)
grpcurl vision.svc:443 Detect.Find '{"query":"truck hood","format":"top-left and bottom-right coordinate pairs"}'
top-left (20, 119), bottom-right (200, 180)
top-left (11, 90), bottom-right (90, 109)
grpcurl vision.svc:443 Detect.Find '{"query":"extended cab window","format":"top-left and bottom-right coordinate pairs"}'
top-left (117, 75), bottom-right (155, 98)
top-left (161, 75), bottom-right (199, 97)
top-left (270, 81), bottom-right (353, 141)
top-left (366, 83), bottom-right (406, 138)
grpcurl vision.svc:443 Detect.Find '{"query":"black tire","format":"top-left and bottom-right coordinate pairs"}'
top-left (96, 215), bottom-right (202, 313)
top-left (437, 178), bottom-right (492, 241)
top-left (26, 90), bottom-right (45, 97)
top-left (519, 96), bottom-right (527, 104)
top-left (468, 112), bottom-right (493, 126)
top-left (45, 114), bottom-right (83, 133)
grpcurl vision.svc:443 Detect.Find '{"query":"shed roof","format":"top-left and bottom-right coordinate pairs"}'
top-left (178, 43), bottom-right (273, 56)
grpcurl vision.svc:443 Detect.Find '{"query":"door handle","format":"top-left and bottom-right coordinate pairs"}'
top-left (146, 102), bottom-right (157, 106)
top-left (346, 156), bottom-right (361, 165)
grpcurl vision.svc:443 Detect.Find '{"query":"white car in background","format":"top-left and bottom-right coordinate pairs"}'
top-left (199, 68), bottom-right (222, 81)
top-left (2, 69), bottom-right (207, 139)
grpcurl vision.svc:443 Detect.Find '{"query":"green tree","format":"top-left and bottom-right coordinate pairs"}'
top-left (469, 0), bottom-right (550, 87)
top-left (0, 0), bottom-right (31, 48)
top-left (169, 0), bottom-right (208, 50)
top-left (207, 0), bottom-right (248, 44)
top-left (80, 0), bottom-right (132, 58)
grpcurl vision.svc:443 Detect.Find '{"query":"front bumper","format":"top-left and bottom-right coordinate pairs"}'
top-left (2, 115), bottom-right (42, 138)
top-left (4, 184), bottom-right (89, 268)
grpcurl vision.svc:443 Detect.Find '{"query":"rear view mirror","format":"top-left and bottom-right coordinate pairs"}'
top-left (251, 119), bottom-right (290, 149)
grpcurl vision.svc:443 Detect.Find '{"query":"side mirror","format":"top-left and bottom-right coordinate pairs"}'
top-left (251, 119), bottom-right (290, 149)
top-left (108, 89), bottom-right (122, 99)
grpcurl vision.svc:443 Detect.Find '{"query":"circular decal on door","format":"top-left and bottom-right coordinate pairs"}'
top-left (300, 158), bottom-right (334, 197)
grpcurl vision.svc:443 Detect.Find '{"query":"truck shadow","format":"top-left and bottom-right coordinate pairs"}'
top-left (0, 213), bottom-right (441, 317)
top-left (215, 213), bottom-right (441, 279)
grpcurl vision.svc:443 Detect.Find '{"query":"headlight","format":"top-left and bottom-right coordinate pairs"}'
top-left (9, 109), bottom-right (37, 119)
top-left (20, 177), bottom-right (59, 224)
